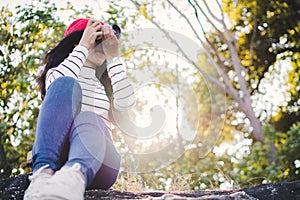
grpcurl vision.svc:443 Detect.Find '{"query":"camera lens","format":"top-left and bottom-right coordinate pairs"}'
top-left (112, 24), bottom-right (121, 38)
top-left (95, 24), bottom-right (121, 44)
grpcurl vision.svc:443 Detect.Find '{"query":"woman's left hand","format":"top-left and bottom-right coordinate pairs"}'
top-left (101, 25), bottom-right (120, 61)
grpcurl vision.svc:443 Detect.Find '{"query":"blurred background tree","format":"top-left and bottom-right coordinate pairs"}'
top-left (0, 0), bottom-right (299, 191)
top-left (0, 1), bottom-right (65, 177)
top-left (106, 0), bottom-right (300, 189)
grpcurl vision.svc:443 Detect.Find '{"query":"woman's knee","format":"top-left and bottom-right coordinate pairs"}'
top-left (74, 111), bottom-right (107, 131)
top-left (44, 77), bottom-right (82, 111)
top-left (47, 77), bottom-right (82, 98)
top-left (71, 112), bottom-right (108, 148)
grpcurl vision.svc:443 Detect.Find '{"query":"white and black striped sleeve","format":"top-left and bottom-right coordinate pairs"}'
top-left (45, 45), bottom-right (88, 90)
top-left (107, 58), bottom-right (135, 111)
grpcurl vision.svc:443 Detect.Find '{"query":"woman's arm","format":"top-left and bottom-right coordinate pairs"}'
top-left (101, 24), bottom-right (135, 111)
top-left (45, 45), bottom-right (88, 90)
top-left (45, 19), bottom-right (103, 91)
top-left (107, 58), bottom-right (135, 111)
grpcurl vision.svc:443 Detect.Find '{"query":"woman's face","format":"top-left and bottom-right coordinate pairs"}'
top-left (84, 42), bottom-right (106, 68)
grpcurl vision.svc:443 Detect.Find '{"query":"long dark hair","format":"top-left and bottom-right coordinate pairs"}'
top-left (36, 30), bottom-right (113, 101)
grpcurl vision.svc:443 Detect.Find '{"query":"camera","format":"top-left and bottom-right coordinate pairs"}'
top-left (112, 24), bottom-right (121, 38)
top-left (96, 24), bottom-right (121, 44)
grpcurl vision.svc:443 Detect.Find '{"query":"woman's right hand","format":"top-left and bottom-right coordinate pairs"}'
top-left (78, 19), bottom-right (103, 50)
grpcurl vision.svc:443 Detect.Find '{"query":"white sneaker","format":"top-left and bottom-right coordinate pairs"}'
top-left (41, 163), bottom-right (86, 200)
top-left (24, 165), bottom-right (52, 200)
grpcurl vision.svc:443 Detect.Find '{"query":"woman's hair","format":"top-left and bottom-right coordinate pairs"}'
top-left (36, 30), bottom-right (113, 101)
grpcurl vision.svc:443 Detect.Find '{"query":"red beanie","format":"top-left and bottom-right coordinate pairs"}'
top-left (64, 18), bottom-right (105, 38)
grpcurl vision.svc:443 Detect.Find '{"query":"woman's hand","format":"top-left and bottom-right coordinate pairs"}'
top-left (78, 19), bottom-right (102, 50)
top-left (101, 25), bottom-right (120, 61)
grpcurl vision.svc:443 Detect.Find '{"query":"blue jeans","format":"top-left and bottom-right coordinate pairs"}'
top-left (32, 77), bottom-right (121, 189)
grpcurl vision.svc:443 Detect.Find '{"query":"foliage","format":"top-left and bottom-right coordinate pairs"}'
top-left (220, 0), bottom-right (300, 186)
top-left (223, 0), bottom-right (300, 92)
top-left (238, 122), bottom-right (300, 187)
top-left (0, 0), bottom-right (65, 177)
top-left (223, 0), bottom-right (300, 127)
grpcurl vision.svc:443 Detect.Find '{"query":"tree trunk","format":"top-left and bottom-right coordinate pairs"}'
top-left (0, 136), bottom-right (10, 178)
top-left (242, 104), bottom-right (264, 143)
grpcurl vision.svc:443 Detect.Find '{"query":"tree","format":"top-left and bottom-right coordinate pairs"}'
top-left (0, 0), bottom-right (65, 177)
top-left (104, 0), bottom-right (300, 160)
top-left (238, 122), bottom-right (300, 186)
top-left (225, 0), bottom-right (300, 131)
top-left (121, 0), bottom-right (263, 143)
top-left (98, 0), bottom-right (299, 187)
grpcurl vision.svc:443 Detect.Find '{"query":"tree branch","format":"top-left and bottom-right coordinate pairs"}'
top-left (248, 15), bottom-right (257, 69)
top-left (128, 0), bottom-right (264, 143)
top-left (187, 0), bottom-right (244, 103)
top-left (201, 0), bottom-right (224, 23)
top-left (199, 0), bottom-right (250, 105)
top-left (129, 0), bottom-right (225, 91)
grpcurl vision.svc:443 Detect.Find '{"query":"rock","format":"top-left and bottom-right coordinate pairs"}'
top-left (1, 174), bottom-right (300, 199)
top-left (0, 174), bottom-right (29, 200)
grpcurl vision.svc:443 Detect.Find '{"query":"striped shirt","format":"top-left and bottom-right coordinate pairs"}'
top-left (45, 45), bottom-right (135, 131)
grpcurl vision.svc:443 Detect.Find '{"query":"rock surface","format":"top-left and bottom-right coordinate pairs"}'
top-left (1, 174), bottom-right (300, 199)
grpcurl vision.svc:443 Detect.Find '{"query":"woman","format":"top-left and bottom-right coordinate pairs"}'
top-left (24, 18), bottom-right (135, 200)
